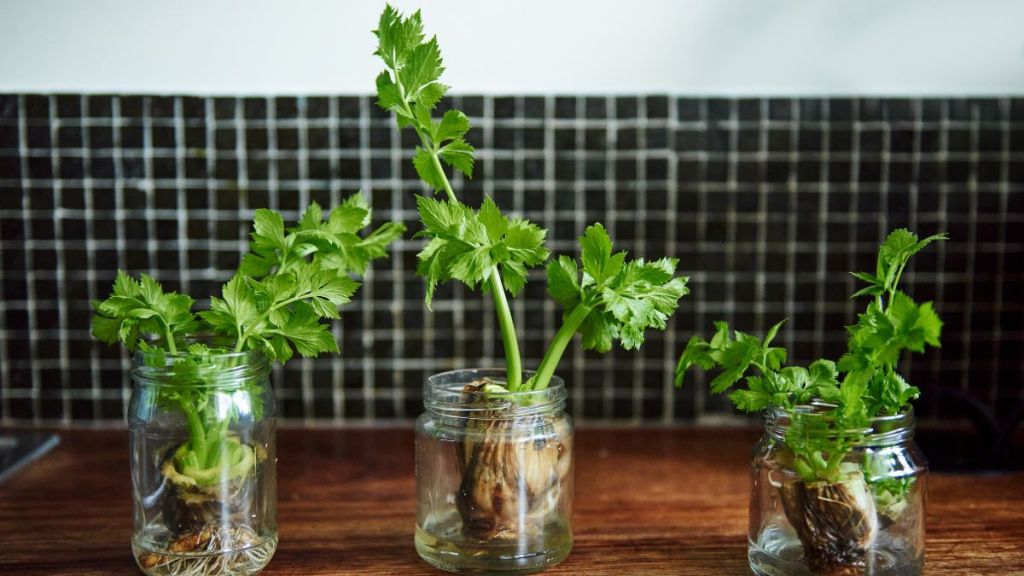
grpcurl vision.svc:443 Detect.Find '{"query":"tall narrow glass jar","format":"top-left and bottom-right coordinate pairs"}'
top-left (129, 348), bottom-right (277, 576)
top-left (749, 406), bottom-right (927, 576)
top-left (415, 369), bottom-right (574, 574)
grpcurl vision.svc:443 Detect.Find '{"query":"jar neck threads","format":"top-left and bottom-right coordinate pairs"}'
top-left (131, 348), bottom-right (271, 388)
top-left (764, 404), bottom-right (916, 447)
top-left (423, 368), bottom-right (567, 422)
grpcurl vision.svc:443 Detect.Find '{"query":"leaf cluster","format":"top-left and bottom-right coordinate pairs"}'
top-left (416, 195), bottom-right (549, 306)
top-left (373, 5), bottom-right (691, 394)
top-left (374, 6), bottom-right (474, 192)
top-left (91, 271), bottom-right (198, 353)
top-left (547, 224), bottom-right (690, 352)
top-left (91, 197), bottom-right (401, 483)
top-left (839, 228), bottom-right (946, 417)
top-left (674, 228), bottom-right (946, 484)
top-left (850, 229), bottom-right (949, 300)
top-left (674, 319), bottom-right (839, 412)
top-left (201, 194), bottom-right (401, 363)
top-left (241, 194), bottom-right (405, 278)
top-left (199, 268), bottom-right (357, 363)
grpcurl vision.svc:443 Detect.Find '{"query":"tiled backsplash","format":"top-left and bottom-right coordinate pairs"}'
top-left (0, 94), bottom-right (1021, 433)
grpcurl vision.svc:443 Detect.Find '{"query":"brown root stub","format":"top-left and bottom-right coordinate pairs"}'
top-left (455, 381), bottom-right (571, 540)
top-left (779, 472), bottom-right (879, 576)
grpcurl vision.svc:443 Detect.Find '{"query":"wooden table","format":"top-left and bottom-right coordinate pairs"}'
top-left (0, 428), bottom-right (1021, 575)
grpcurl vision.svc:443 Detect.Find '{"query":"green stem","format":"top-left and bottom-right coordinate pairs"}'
top-left (390, 68), bottom-right (517, 388)
top-left (527, 303), bottom-right (593, 391)
top-left (487, 266), bottom-right (522, 391)
top-left (233, 325), bottom-right (247, 352)
top-left (887, 258), bottom-right (910, 309)
top-left (430, 151), bottom-right (458, 203)
top-left (181, 400), bottom-right (207, 464)
top-left (204, 417), bottom-right (231, 468)
top-left (391, 67), bottom-right (458, 204)
top-left (159, 317), bottom-right (178, 355)
top-left (276, 248), bottom-right (288, 276)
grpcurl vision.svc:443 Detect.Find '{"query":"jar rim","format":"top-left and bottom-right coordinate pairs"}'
top-left (764, 402), bottom-right (916, 445)
top-left (131, 346), bottom-right (271, 387)
top-left (424, 368), bottom-right (567, 420)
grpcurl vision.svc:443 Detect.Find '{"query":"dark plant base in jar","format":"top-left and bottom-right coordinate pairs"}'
top-left (748, 529), bottom-right (923, 576)
top-left (416, 380), bottom-right (573, 574)
top-left (778, 473), bottom-right (878, 576)
top-left (455, 381), bottom-right (572, 541)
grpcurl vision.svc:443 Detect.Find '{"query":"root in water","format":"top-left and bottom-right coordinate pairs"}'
top-left (455, 380), bottom-right (571, 541)
top-left (779, 471), bottom-right (879, 576)
top-left (136, 523), bottom-right (274, 576)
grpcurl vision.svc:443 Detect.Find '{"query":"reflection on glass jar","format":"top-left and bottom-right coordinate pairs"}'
top-left (749, 405), bottom-right (927, 576)
top-left (415, 369), bottom-right (574, 574)
top-left (129, 348), bottom-right (277, 576)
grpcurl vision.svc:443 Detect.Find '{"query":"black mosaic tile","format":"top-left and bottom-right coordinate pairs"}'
top-left (0, 93), bottom-right (1018, 436)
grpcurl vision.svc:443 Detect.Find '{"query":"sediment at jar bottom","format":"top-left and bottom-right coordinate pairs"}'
top-left (778, 471), bottom-right (879, 576)
top-left (134, 525), bottom-right (277, 576)
top-left (455, 380), bottom-right (572, 540)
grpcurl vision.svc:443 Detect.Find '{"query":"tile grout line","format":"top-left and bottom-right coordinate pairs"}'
top-left (388, 95), bottom-right (406, 419)
top-left (814, 98), bottom-right (830, 361)
top-left (110, 96), bottom-right (132, 416)
top-left (663, 97), bottom-right (680, 423)
top-left (82, 95), bottom-right (101, 421)
top-left (15, 96), bottom-right (41, 421)
top-left (988, 99), bottom-right (1007, 405)
top-left (958, 105), bottom-right (979, 394)
top-left (47, 96), bottom-right (71, 423)
top-left (329, 96), bottom-right (345, 421)
top-left (358, 96), bottom-right (375, 419)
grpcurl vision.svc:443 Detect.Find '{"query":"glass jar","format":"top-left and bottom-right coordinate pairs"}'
top-left (415, 369), bottom-right (575, 574)
top-left (128, 348), bottom-right (278, 576)
top-left (749, 405), bottom-right (927, 576)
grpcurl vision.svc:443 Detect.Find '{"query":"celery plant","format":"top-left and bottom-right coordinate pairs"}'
top-left (676, 228), bottom-right (946, 573)
top-left (92, 194), bottom-right (403, 485)
top-left (373, 5), bottom-right (690, 394)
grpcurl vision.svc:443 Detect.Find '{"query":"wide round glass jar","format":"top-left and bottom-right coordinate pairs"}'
top-left (749, 405), bottom-right (927, 576)
top-left (415, 369), bottom-right (575, 574)
top-left (128, 348), bottom-right (278, 576)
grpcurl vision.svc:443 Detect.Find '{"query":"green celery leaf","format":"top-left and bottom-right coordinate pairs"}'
top-left (546, 256), bottom-right (581, 307)
top-left (413, 147), bottom-right (446, 191)
top-left (578, 310), bottom-right (616, 353)
top-left (91, 271), bottom-right (197, 350)
top-left (674, 335), bottom-right (714, 387)
top-left (439, 140), bottom-right (475, 177)
top-left (436, 109), bottom-right (470, 143)
top-left (729, 387), bottom-right (771, 412)
top-left (477, 196), bottom-right (508, 243)
top-left (579, 223), bottom-right (624, 287)
top-left (271, 302), bottom-right (340, 357)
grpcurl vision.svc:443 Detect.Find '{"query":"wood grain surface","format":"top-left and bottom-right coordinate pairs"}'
top-left (0, 428), bottom-right (1021, 575)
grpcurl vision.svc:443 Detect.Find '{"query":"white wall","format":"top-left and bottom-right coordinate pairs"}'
top-left (1, 0), bottom-right (1022, 95)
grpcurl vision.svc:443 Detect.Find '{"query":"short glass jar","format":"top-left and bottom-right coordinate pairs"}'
top-left (129, 348), bottom-right (278, 576)
top-left (749, 405), bottom-right (927, 576)
top-left (415, 369), bottom-right (574, 574)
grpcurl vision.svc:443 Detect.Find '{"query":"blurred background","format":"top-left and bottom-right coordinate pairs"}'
top-left (0, 0), bottom-right (1021, 469)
